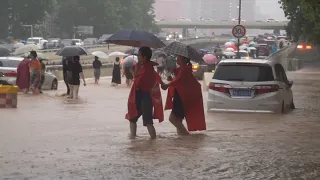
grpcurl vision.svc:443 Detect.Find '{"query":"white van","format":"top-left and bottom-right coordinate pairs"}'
top-left (26, 37), bottom-right (48, 49)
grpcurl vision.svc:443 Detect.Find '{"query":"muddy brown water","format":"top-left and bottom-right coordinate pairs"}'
top-left (1, 67), bottom-right (320, 179)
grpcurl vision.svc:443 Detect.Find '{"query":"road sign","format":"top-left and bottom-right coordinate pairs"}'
top-left (232, 25), bottom-right (246, 38)
top-left (76, 26), bottom-right (94, 35)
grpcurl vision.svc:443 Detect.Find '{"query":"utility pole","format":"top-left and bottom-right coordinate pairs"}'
top-left (237, 0), bottom-right (242, 58)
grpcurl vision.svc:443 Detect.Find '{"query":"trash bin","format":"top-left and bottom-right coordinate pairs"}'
top-left (0, 85), bottom-right (18, 108)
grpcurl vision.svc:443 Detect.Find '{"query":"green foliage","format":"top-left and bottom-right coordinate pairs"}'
top-left (54, 0), bottom-right (158, 38)
top-left (279, 0), bottom-right (320, 44)
top-left (0, 0), bottom-right (158, 39)
top-left (0, 0), bottom-right (53, 39)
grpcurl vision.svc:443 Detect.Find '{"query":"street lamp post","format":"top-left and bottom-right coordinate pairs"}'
top-left (21, 25), bottom-right (33, 37)
top-left (237, 0), bottom-right (242, 58)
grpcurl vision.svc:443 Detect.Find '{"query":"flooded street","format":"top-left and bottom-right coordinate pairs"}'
top-left (1, 69), bottom-right (320, 180)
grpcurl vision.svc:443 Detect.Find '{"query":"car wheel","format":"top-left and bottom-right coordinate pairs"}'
top-left (290, 99), bottom-right (296, 109)
top-left (51, 79), bottom-right (58, 90)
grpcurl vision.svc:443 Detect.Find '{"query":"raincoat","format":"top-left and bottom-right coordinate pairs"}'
top-left (16, 58), bottom-right (31, 89)
top-left (125, 61), bottom-right (164, 122)
top-left (165, 64), bottom-right (206, 131)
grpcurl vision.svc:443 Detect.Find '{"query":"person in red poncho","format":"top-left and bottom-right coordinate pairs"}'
top-left (125, 47), bottom-right (164, 139)
top-left (162, 56), bottom-right (206, 135)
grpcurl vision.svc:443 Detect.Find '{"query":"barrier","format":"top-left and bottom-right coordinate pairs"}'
top-left (0, 85), bottom-right (18, 108)
top-left (203, 72), bottom-right (214, 91)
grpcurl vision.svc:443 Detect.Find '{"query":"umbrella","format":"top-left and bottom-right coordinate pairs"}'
top-left (152, 50), bottom-right (167, 58)
top-left (13, 44), bottom-right (39, 55)
top-left (203, 54), bottom-right (217, 65)
top-left (225, 42), bottom-right (233, 46)
top-left (164, 41), bottom-right (202, 62)
top-left (230, 38), bottom-right (237, 42)
top-left (92, 51), bottom-right (109, 59)
top-left (223, 52), bottom-right (236, 56)
top-left (225, 47), bottom-right (235, 52)
top-left (108, 51), bottom-right (127, 57)
top-left (125, 48), bottom-right (139, 55)
top-left (106, 29), bottom-right (166, 48)
top-left (55, 46), bottom-right (88, 56)
top-left (247, 47), bottom-right (257, 50)
top-left (239, 45), bottom-right (248, 50)
top-left (267, 36), bottom-right (273, 40)
top-left (123, 55), bottom-right (138, 68)
top-left (0, 46), bottom-right (10, 57)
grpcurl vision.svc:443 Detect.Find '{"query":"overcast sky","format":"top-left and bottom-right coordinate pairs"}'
top-left (256, 0), bottom-right (286, 20)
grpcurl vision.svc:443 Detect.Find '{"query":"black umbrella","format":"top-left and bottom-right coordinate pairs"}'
top-left (55, 46), bottom-right (88, 56)
top-left (164, 41), bottom-right (202, 62)
top-left (0, 46), bottom-right (10, 57)
top-left (106, 30), bottom-right (166, 49)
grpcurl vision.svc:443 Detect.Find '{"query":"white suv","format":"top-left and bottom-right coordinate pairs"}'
top-left (207, 59), bottom-right (294, 113)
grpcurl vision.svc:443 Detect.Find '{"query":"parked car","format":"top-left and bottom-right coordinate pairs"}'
top-left (72, 39), bottom-right (84, 46)
top-left (83, 38), bottom-right (98, 46)
top-left (266, 18), bottom-right (278, 22)
top-left (207, 59), bottom-right (294, 113)
top-left (47, 38), bottom-right (61, 49)
top-left (60, 39), bottom-right (73, 48)
top-left (26, 37), bottom-right (48, 49)
top-left (232, 18), bottom-right (246, 22)
top-left (0, 57), bottom-right (58, 90)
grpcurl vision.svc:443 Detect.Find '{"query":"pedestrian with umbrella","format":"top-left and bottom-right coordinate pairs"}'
top-left (28, 51), bottom-right (41, 94)
top-left (162, 41), bottom-right (206, 135)
top-left (106, 30), bottom-right (165, 139)
top-left (122, 55), bottom-right (137, 87)
top-left (16, 56), bottom-right (31, 94)
top-left (56, 46), bottom-right (88, 99)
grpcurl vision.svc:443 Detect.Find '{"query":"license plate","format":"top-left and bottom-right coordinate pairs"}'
top-left (232, 89), bottom-right (252, 97)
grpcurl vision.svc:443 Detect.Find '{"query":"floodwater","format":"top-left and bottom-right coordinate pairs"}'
top-left (1, 68), bottom-right (320, 180)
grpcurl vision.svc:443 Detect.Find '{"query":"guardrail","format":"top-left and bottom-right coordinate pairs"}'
top-left (38, 37), bottom-right (212, 53)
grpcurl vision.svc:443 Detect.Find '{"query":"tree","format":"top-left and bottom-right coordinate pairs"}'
top-left (54, 0), bottom-right (158, 38)
top-left (9, 0), bottom-right (54, 39)
top-left (279, 0), bottom-right (320, 44)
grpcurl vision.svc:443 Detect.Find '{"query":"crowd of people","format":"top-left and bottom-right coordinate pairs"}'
top-left (16, 51), bottom-right (46, 94)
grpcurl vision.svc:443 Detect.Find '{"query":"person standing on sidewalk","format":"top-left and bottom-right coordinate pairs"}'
top-left (67, 56), bottom-right (86, 99)
top-left (62, 57), bottom-right (70, 96)
top-left (125, 47), bottom-right (164, 139)
top-left (92, 56), bottom-right (102, 84)
top-left (38, 59), bottom-right (46, 93)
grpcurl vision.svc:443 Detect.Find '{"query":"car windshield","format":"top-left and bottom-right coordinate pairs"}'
top-left (239, 52), bottom-right (248, 57)
top-left (213, 63), bottom-right (274, 82)
top-left (27, 38), bottom-right (40, 44)
top-left (0, 60), bottom-right (21, 68)
top-left (72, 40), bottom-right (80, 43)
top-left (62, 39), bottom-right (72, 44)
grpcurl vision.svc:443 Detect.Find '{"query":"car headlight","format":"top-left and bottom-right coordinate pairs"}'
top-left (179, 35), bottom-right (183, 38)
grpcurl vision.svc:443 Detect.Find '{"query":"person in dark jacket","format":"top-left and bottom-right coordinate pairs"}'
top-left (111, 57), bottom-right (121, 85)
top-left (92, 56), bottom-right (102, 84)
top-left (67, 56), bottom-right (86, 99)
top-left (62, 57), bottom-right (70, 95)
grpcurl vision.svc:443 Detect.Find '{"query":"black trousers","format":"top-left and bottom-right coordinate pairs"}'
top-left (63, 75), bottom-right (70, 95)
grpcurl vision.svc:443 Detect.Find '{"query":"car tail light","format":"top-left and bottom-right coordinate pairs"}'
top-left (306, 45), bottom-right (312, 50)
top-left (192, 64), bottom-right (199, 71)
top-left (297, 44), bottom-right (304, 49)
top-left (209, 83), bottom-right (231, 93)
top-left (4, 72), bottom-right (18, 77)
top-left (253, 85), bottom-right (279, 94)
